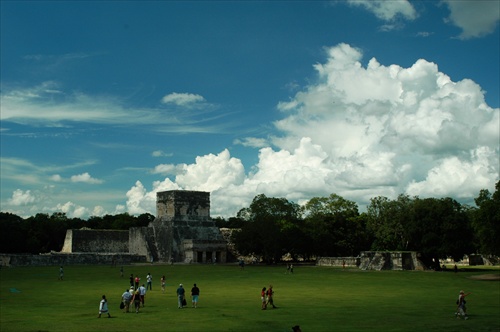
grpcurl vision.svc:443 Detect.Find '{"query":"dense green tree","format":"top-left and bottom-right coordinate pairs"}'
top-left (408, 197), bottom-right (473, 267)
top-left (471, 181), bottom-right (500, 256)
top-left (303, 194), bottom-right (366, 256)
top-left (233, 194), bottom-right (302, 262)
top-left (367, 194), bottom-right (412, 251)
top-left (0, 212), bottom-right (27, 253)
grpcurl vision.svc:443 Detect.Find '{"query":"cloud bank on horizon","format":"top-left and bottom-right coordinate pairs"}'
top-left (124, 43), bottom-right (498, 217)
top-left (1, 1), bottom-right (498, 219)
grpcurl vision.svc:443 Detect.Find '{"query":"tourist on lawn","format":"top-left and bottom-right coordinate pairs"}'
top-left (177, 284), bottom-right (185, 308)
top-left (121, 288), bottom-right (132, 313)
top-left (191, 283), bottom-right (200, 308)
top-left (98, 295), bottom-right (111, 318)
top-left (134, 275), bottom-right (140, 290)
top-left (261, 287), bottom-right (267, 310)
top-left (456, 290), bottom-right (471, 319)
top-left (129, 274), bottom-right (134, 288)
top-left (131, 288), bottom-right (141, 313)
top-left (266, 285), bottom-right (276, 308)
top-left (139, 284), bottom-right (147, 307)
top-left (146, 272), bottom-right (153, 290)
top-left (161, 275), bottom-right (166, 293)
top-left (58, 266), bottom-right (64, 280)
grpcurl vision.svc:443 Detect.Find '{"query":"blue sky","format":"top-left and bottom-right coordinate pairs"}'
top-left (1, 0), bottom-right (499, 219)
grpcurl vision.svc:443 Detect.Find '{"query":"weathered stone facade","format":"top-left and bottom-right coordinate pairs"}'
top-left (60, 229), bottom-right (129, 253)
top-left (147, 190), bottom-right (227, 263)
top-left (317, 252), bottom-right (426, 270)
top-left (55, 190), bottom-right (227, 265)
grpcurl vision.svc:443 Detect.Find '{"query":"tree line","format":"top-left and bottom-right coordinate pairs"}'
top-left (1, 182), bottom-right (498, 268)
top-left (218, 181), bottom-right (499, 268)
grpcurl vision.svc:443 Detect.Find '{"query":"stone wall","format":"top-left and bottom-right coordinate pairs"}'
top-left (316, 257), bottom-right (360, 267)
top-left (358, 251), bottom-right (425, 270)
top-left (60, 229), bottom-right (129, 253)
top-left (0, 252), bottom-right (146, 267)
top-left (317, 252), bottom-right (426, 271)
top-left (156, 190), bottom-right (210, 221)
top-left (129, 227), bottom-right (157, 262)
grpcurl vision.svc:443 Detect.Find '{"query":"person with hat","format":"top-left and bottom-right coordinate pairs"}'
top-left (176, 284), bottom-right (186, 308)
top-left (456, 290), bottom-right (471, 319)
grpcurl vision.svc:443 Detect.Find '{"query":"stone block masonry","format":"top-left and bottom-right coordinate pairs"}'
top-left (60, 229), bottom-right (129, 253)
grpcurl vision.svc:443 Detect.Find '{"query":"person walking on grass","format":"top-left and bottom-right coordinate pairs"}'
top-left (139, 284), bottom-right (147, 307)
top-left (146, 272), bottom-right (153, 290)
top-left (98, 295), bottom-right (111, 318)
top-left (131, 288), bottom-right (141, 313)
top-left (191, 283), bottom-right (200, 308)
top-left (261, 287), bottom-right (267, 310)
top-left (456, 290), bottom-right (471, 319)
top-left (266, 285), bottom-right (277, 308)
top-left (161, 275), bottom-right (166, 293)
top-left (134, 275), bottom-right (140, 290)
top-left (58, 266), bottom-right (64, 280)
top-left (122, 288), bottom-right (132, 313)
top-left (177, 284), bottom-right (185, 308)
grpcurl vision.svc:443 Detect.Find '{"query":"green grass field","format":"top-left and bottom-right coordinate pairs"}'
top-left (0, 264), bottom-right (499, 331)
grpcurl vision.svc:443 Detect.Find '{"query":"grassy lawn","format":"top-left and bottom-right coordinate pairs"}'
top-left (1, 264), bottom-right (499, 331)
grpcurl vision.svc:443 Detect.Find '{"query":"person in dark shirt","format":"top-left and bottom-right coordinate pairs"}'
top-left (177, 284), bottom-right (185, 308)
top-left (191, 283), bottom-right (200, 308)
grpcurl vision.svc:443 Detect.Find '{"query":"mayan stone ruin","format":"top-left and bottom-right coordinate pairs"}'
top-left (54, 190), bottom-right (227, 265)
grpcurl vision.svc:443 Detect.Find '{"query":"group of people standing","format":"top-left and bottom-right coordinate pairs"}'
top-left (261, 284), bottom-right (276, 310)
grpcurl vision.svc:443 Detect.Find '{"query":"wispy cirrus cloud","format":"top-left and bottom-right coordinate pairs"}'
top-left (346, 0), bottom-right (417, 21)
top-left (0, 83), bottom-right (232, 134)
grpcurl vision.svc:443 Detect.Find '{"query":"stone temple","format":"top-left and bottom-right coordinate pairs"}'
top-left (60, 190), bottom-right (227, 264)
top-left (133, 190), bottom-right (227, 263)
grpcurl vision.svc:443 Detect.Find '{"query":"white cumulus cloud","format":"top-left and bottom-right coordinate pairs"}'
top-left (124, 43), bottom-right (498, 218)
top-left (70, 172), bottom-right (103, 184)
top-left (161, 92), bottom-right (206, 107)
top-left (8, 189), bottom-right (36, 206)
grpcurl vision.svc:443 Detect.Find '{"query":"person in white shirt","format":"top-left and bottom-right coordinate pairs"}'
top-left (98, 295), bottom-right (111, 318)
top-left (139, 284), bottom-right (147, 307)
top-left (146, 273), bottom-right (153, 290)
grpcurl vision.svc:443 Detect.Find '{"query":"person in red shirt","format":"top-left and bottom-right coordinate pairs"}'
top-left (261, 287), bottom-right (267, 310)
top-left (266, 285), bottom-right (277, 308)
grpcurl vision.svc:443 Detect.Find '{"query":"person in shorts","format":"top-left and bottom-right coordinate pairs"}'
top-left (191, 283), bottom-right (200, 308)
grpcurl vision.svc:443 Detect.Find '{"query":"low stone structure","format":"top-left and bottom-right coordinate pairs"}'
top-left (317, 251), bottom-right (426, 271)
top-left (317, 257), bottom-right (360, 268)
top-left (0, 252), bottom-right (145, 267)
